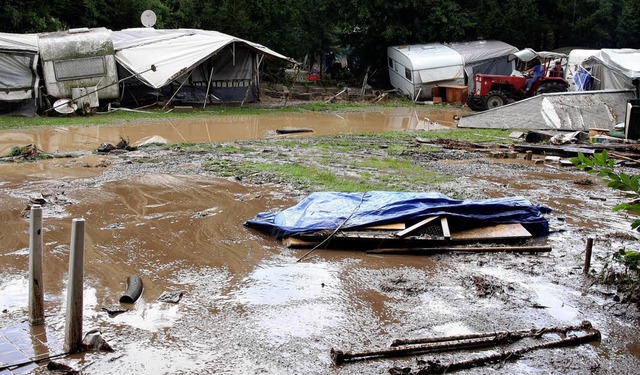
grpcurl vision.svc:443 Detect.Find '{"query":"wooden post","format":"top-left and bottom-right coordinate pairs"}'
top-left (29, 205), bottom-right (45, 325)
top-left (64, 218), bottom-right (85, 353)
top-left (583, 238), bottom-right (594, 274)
top-left (525, 151), bottom-right (533, 160)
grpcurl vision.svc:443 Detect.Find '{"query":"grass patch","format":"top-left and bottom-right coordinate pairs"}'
top-left (250, 162), bottom-right (392, 192)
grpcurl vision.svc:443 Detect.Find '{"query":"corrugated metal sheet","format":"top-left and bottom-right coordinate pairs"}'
top-left (458, 90), bottom-right (635, 130)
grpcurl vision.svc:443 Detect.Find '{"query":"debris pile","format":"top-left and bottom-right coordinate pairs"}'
top-left (244, 191), bottom-right (551, 255)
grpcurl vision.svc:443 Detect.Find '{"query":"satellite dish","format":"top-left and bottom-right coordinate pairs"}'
top-left (53, 99), bottom-right (77, 115)
top-left (141, 10), bottom-right (157, 28)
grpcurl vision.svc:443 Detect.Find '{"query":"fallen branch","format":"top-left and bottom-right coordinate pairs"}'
top-left (325, 87), bottom-right (348, 103)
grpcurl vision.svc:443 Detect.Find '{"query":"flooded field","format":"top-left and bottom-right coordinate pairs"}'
top-left (1, 107), bottom-right (639, 374)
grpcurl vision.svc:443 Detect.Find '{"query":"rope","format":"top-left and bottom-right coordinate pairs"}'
top-left (296, 192), bottom-right (367, 262)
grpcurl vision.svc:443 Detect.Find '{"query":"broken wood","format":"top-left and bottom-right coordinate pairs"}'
top-left (440, 217), bottom-right (450, 239)
top-left (361, 223), bottom-right (405, 231)
top-left (451, 223), bottom-right (531, 241)
top-left (276, 128), bottom-right (314, 134)
top-left (283, 237), bottom-right (319, 249)
top-left (366, 245), bottom-right (552, 254)
top-left (395, 217), bottom-right (438, 238)
top-left (325, 87), bottom-right (347, 103)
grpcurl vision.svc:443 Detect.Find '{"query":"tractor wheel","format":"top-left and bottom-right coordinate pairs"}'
top-left (535, 82), bottom-right (568, 95)
top-left (483, 91), bottom-right (508, 110)
top-left (467, 96), bottom-right (484, 111)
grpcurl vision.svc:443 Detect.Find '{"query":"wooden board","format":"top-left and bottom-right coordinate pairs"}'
top-left (395, 216), bottom-right (438, 238)
top-left (441, 217), bottom-right (450, 239)
top-left (367, 245), bottom-right (551, 254)
top-left (450, 223), bottom-right (531, 241)
top-left (282, 237), bottom-right (319, 248)
top-left (361, 223), bottom-right (406, 231)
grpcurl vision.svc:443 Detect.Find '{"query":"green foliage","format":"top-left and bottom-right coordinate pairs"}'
top-left (615, 248), bottom-right (640, 271)
top-left (572, 150), bottom-right (640, 272)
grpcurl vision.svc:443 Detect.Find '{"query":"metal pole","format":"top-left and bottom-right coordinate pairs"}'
top-left (29, 205), bottom-right (44, 325)
top-left (64, 218), bottom-right (85, 353)
top-left (583, 237), bottom-right (594, 274)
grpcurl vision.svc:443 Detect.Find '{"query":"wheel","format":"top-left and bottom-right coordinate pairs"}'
top-left (467, 95), bottom-right (484, 111)
top-left (535, 81), bottom-right (568, 95)
top-left (483, 91), bottom-right (509, 110)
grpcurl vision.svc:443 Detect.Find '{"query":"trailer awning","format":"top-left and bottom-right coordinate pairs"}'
top-left (113, 28), bottom-right (296, 89)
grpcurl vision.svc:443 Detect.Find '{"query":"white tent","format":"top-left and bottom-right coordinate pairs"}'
top-left (583, 49), bottom-right (640, 91)
top-left (0, 32), bottom-right (39, 115)
top-left (112, 28), bottom-right (296, 104)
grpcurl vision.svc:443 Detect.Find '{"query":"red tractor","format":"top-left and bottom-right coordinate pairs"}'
top-left (467, 49), bottom-right (569, 111)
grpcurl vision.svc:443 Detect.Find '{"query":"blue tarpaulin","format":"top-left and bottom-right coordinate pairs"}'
top-left (244, 191), bottom-right (550, 239)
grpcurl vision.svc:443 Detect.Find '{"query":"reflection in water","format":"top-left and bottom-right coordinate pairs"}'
top-left (231, 259), bottom-right (343, 344)
top-left (0, 108), bottom-right (461, 155)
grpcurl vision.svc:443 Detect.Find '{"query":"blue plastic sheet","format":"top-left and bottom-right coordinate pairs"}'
top-left (244, 191), bottom-right (550, 239)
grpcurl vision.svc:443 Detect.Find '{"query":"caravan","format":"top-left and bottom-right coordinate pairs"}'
top-left (387, 40), bottom-right (517, 101)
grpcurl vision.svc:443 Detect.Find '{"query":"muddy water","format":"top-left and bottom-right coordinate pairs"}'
top-left (1, 108), bottom-right (640, 374)
top-left (0, 108), bottom-right (459, 155)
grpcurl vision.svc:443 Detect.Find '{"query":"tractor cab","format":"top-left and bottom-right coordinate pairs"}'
top-left (468, 48), bottom-right (569, 111)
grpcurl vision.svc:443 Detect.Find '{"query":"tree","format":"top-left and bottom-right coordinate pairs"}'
top-left (616, 0), bottom-right (640, 48)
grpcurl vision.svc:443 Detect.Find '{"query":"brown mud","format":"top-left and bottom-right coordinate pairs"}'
top-left (1, 107), bottom-right (639, 374)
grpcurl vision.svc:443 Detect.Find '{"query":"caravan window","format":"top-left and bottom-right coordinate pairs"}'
top-left (388, 57), bottom-right (394, 70)
top-left (405, 68), bottom-right (411, 81)
top-left (53, 56), bottom-right (106, 81)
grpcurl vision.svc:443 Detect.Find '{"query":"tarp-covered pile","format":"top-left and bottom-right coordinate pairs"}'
top-left (244, 191), bottom-right (550, 240)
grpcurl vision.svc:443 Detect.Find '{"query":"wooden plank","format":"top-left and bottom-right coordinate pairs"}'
top-left (361, 223), bottom-right (405, 231)
top-left (367, 245), bottom-right (552, 254)
top-left (395, 216), bottom-right (438, 238)
top-left (441, 217), bottom-right (450, 239)
top-left (282, 237), bottom-right (319, 248)
top-left (451, 223), bottom-right (531, 241)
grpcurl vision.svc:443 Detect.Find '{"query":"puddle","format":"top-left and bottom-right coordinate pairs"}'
top-left (0, 108), bottom-right (462, 155)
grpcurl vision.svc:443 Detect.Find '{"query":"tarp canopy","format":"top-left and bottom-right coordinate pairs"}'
top-left (509, 48), bottom-right (567, 63)
top-left (449, 40), bottom-right (518, 65)
top-left (0, 32), bottom-right (39, 53)
top-left (244, 191), bottom-right (550, 239)
top-left (0, 32), bottom-right (40, 115)
top-left (113, 28), bottom-right (296, 89)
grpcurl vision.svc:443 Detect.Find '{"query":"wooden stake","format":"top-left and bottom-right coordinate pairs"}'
top-left (583, 238), bottom-right (594, 274)
top-left (29, 205), bottom-right (45, 326)
top-left (64, 218), bottom-right (85, 353)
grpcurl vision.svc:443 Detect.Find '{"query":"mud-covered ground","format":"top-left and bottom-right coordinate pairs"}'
top-left (1, 110), bottom-right (640, 374)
